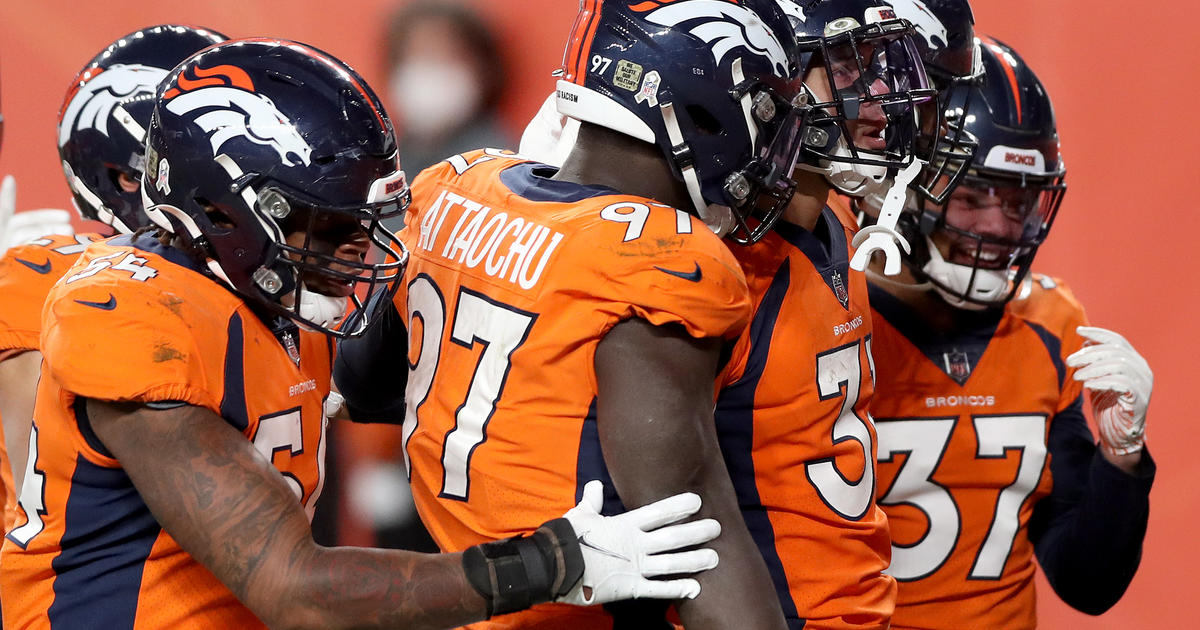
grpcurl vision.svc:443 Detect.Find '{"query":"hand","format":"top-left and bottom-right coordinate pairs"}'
top-left (558, 480), bottom-right (720, 605)
top-left (322, 390), bottom-right (345, 420)
top-left (0, 175), bottom-right (75, 253)
top-left (1067, 326), bottom-right (1153, 456)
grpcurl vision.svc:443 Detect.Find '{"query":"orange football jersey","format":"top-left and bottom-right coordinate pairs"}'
top-left (1, 234), bottom-right (332, 629)
top-left (870, 274), bottom-right (1088, 630)
top-left (395, 149), bottom-right (750, 629)
top-left (0, 233), bottom-right (106, 532)
top-left (716, 207), bottom-right (895, 630)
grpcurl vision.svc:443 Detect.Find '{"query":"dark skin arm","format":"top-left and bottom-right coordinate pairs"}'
top-left (87, 399), bottom-right (487, 630)
top-left (595, 319), bottom-right (787, 629)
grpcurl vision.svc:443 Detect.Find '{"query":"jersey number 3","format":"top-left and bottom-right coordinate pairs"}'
top-left (807, 338), bottom-right (878, 521)
top-left (405, 275), bottom-right (536, 501)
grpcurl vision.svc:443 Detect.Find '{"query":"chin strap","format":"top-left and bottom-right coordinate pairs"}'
top-left (661, 101), bottom-right (734, 236)
top-left (865, 268), bottom-right (934, 292)
top-left (850, 160), bottom-right (920, 275)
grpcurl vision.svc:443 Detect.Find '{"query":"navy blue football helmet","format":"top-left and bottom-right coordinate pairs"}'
top-left (880, 0), bottom-right (983, 205)
top-left (142, 38), bottom-right (409, 337)
top-left (782, 0), bottom-right (936, 198)
top-left (57, 25), bottom-right (226, 233)
top-left (902, 37), bottom-right (1066, 309)
top-left (556, 0), bottom-right (806, 244)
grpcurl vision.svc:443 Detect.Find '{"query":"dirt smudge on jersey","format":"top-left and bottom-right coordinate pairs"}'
top-left (153, 343), bottom-right (185, 363)
top-left (159, 294), bottom-right (186, 317)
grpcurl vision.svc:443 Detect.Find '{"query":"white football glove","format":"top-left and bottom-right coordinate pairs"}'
top-left (322, 390), bottom-right (345, 420)
top-left (0, 176), bottom-right (75, 253)
top-left (558, 480), bottom-right (720, 605)
top-left (1066, 326), bottom-right (1153, 456)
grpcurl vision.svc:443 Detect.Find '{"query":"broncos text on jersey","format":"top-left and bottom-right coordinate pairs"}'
top-left (715, 194), bottom-right (896, 630)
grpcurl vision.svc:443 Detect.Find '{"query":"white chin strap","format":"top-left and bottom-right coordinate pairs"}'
top-left (661, 101), bottom-right (735, 237)
top-left (922, 236), bottom-right (1009, 311)
top-left (298, 287), bottom-right (348, 331)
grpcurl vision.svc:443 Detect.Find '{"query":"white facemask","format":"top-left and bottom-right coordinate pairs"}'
top-left (390, 61), bottom-right (482, 139)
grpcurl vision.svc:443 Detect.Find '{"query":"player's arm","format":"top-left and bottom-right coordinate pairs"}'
top-left (595, 318), bottom-right (788, 629)
top-left (0, 349), bottom-right (41, 490)
top-left (1027, 395), bottom-right (1155, 615)
top-left (86, 398), bottom-right (719, 629)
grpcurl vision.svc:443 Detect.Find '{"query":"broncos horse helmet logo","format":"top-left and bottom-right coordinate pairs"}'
top-left (58, 64), bottom-right (168, 147)
top-left (638, 0), bottom-right (792, 77)
top-left (882, 0), bottom-right (950, 50)
top-left (164, 65), bottom-right (312, 168)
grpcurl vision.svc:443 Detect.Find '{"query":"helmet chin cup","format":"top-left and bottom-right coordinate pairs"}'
top-left (298, 287), bottom-right (348, 331)
top-left (795, 115), bottom-right (891, 198)
top-left (922, 236), bottom-right (1008, 310)
top-left (826, 159), bottom-right (890, 197)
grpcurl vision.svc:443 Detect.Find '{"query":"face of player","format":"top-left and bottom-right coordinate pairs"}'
top-left (931, 181), bottom-right (1044, 268)
top-left (283, 212), bottom-right (371, 298)
top-left (806, 45), bottom-right (891, 152)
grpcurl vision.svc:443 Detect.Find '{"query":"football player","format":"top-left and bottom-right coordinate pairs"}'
top-left (513, 2), bottom-right (943, 627)
top-left (709, 2), bottom-right (938, 628)
top-left (868, 38), bottom-right (1155, 629)
top-left (0, 24), bottom-right (227, 535)
top-left (1, 38), bottom-right (722, 629)
top-left (334, 0), bottom-right (813, 627)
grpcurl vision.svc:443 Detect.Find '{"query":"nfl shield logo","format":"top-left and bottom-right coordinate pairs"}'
top-left (831, 271), bottom-right (850, 309)
top-left (283, 331), bottom-right (301, 366)
top-left (943, 349), bottom-right (972, 385)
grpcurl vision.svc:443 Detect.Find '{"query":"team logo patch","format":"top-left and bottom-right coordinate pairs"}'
top-left (883, 0), bottom-right (950, 50)
top-left (637, 0), bottom-right (791, 77)
top-left (164, 64), bottom-right (313, 167)
top-left (57, 63), bottom-right (169, 147)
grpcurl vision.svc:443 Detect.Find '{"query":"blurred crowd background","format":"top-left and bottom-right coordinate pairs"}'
top-left (1, 1), bottom-right (1195, 627)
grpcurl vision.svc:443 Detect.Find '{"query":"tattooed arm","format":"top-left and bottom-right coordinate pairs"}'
top-left (86, 399), bottom-right (486, 630)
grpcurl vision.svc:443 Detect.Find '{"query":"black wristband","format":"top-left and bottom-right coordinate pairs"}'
top-left (461, 517), bottom-right (585, 617)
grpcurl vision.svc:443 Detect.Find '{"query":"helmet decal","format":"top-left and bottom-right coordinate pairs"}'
top-left (164, 63), bottom-right (255, 96)
top-left (639, 0), bottom-right (791, 77)
top-left (57, 64), bottom-right (167, 147)
top-left (885, 0), bottom-right (950, 51)
top-left (164, 67), bottom-right (313, 168)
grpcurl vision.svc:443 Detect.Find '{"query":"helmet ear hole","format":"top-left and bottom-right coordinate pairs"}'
top-left (685, 105), bottom-right (724, 136)
top-left (198, 199), bottom-right (237, 229)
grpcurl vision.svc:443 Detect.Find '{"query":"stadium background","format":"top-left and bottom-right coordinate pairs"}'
top-left (0, 1), bottom-right (1194, 627)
